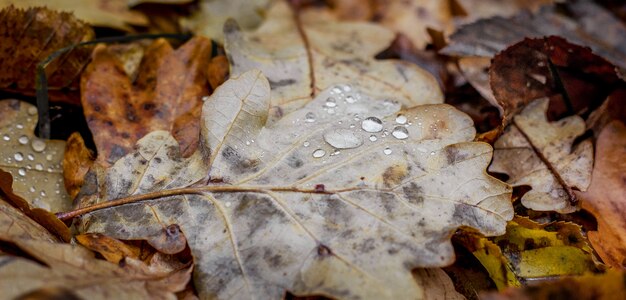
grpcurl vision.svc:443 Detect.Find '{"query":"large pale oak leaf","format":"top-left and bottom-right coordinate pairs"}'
top-left (73, 70), bottom-right (512, 299)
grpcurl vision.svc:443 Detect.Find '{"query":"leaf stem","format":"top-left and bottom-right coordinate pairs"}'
top-left (55, 185), bottom-right (350, 221)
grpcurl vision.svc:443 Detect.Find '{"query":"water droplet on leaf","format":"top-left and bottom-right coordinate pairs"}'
top-left (391, 126), bottom-right (409, 140)
top-left (325, 97), bottom-right (337, 108)
top-left (312, 149), bottom-right (326, 158)
top-left (305, 112), bottom-right (316, 123)
top-left (361, 117), bottom-right (383, 133)
top-left (14, 152), bottom-right (23, 161)
top-left (395, 115), bottom-right (407, 124)
top-left (369, 135), bottom-right (377, 142)
top-left (383, 147), bottom-right (392, 155)
top-left (18, 135), bottom-right (29, 145)
top-left (31, 139), bottom-right (46, 152)
top-left (323, 129), bottom-right (363, 149)
top-left (27, 106), bottom-right (38, 115)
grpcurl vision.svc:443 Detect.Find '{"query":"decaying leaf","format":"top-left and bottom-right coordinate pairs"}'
top-left (76, 233), bottom-right (142, 264)
top-left (586, 88), bottom-right (626, 138)
top-left (482, 269), bottom-right (626, 300)
top-left (81, 37), bottom-right (213, 166)
top-left (0, 6), bottom-right (94, 102)
top-left (63, 132), bottom-right (94, 199)
top-left (0, 100), bottom-right (71, 212)
top-left (578, 121), bottom-right (626, 269)
top-left (69, 69), bottom-right (512, 299)
top-left (489, 36), bottom-right (622, 125)
top-left (456, 217), bottom-right (601, 290)
top-left (0, 0), bottom-right (148, 31)
top-left (489, 98), bottom-right (593, 213)
top-left (441, 0), bottom-right (626, 77)
top-left (225, 1), bottom-right (443, 123)
top-left (180, 0), bottom-right (270, 43)
top-left (0, 237), bottom-right (192, 300)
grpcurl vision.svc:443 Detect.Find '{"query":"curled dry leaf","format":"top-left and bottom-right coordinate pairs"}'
top-left (0, 0), bottom-right (148, 31)
top-left (456, 217), bottom-right (601, 290)
top-left (0, 100), bottom-right (71, 212)
top-left (489, 98), bottom-right (593, 213)
top-left (0, 237), bottom-right (192, 300)
top-left (225, 1), bottom-right (443, 123)
top-left (70, 70), bottom-right (513, 299)
top-left (489, 36), bottom-right (622, 125)
top-left (81, 37), bottom-right (212, 166)
top-left (578, 121), bottom-right (626, 269)
top-left (0, 6), bottom-right (93, 103)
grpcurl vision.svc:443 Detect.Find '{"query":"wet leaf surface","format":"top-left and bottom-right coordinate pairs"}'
top-left (73, 70), bottom-right (512, 299)
top-left (0, 100), bottom-right (71, 212)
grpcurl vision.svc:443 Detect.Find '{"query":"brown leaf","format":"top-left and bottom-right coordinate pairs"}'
top-left (63, 133), bottom-right (94, 199)
top-left (206, 55), bottom-right (230, 90)
top-left (441, 0), bottom-right (626, 77)
top-left (489, 36), bottom-right (622, 125)
top-left (578, 121), bottom-right (626, 269)
top-left (0, 0), bottom-right (149, 31)
top-left (0, 237), bottom-right (192, 300)
top-left (81, 37), bottom-right (213, 166)
top-left (489, 98), bottom-right (593, 213)
top-left (0, 6), bottom-right (93, 103)
top-left (586, 88), bottom-right (626, 137)
top-left (76, 233), bottom-right (141, 264)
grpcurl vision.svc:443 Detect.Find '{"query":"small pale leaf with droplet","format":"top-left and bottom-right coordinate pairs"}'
top-left (0, 100), bottom-right (71, 212)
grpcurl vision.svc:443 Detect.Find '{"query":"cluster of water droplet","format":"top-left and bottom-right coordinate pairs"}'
top-left (0, 103), bottom-right (66, 210)
top-left (301, 83), bottom-right (424, 159)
